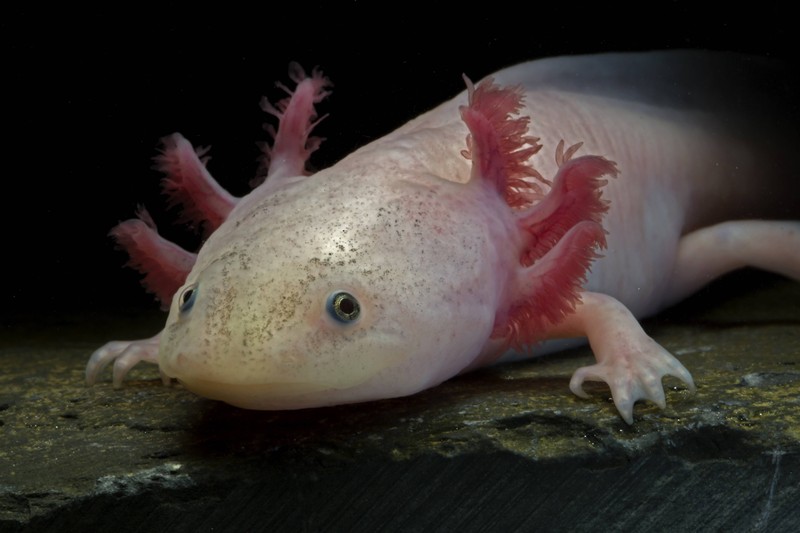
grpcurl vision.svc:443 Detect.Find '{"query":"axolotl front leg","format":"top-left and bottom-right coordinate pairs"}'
top-left (542, 220), bottom-right (800, 424)
top-left (86, 333), bottom-right (165, 387)
top-left (86, 64), bottom-right (332, 387)
top-left (543, 292), bottom-right (695, 425)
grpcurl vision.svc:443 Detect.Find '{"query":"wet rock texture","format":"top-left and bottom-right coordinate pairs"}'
top-left (1, 271), bottom-right (798, 532)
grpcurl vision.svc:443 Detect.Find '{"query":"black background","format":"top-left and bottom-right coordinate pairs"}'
top-left (2, 4), bottom-right (796, 321)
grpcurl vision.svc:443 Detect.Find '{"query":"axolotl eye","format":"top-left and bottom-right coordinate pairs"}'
top-left (179, 283), bottom-right (198, 313)
top-left (326, 291), bottom-right (361, 323)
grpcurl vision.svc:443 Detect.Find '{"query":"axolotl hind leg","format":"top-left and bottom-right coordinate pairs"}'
top-left (667, 220), bottom-right (800, 304)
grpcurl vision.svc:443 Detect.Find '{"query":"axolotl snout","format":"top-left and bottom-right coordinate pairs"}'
top-left (87, 53), bottom-right (800, 424)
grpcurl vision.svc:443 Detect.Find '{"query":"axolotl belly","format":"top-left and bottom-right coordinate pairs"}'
top-left (86, 52), bottom-right (800, 424)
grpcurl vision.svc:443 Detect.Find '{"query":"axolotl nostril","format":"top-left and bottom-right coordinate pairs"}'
top-left (85, 52), bottom-right (800, 424)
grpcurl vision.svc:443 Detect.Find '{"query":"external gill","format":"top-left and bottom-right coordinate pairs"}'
top-left (458, 74), bottom-right (617, 349)
top-left (109, 63), bottom-right (332, 308)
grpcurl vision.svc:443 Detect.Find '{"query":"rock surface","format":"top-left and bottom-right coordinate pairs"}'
top-left (1, 270), bottom-right (798, 532)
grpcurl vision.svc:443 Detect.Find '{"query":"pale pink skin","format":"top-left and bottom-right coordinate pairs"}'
top-left (86, 53), bottom-right (800, 424)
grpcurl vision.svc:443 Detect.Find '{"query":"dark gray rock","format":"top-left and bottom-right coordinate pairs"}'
top-left (1, 270), bottom-right (799, 532)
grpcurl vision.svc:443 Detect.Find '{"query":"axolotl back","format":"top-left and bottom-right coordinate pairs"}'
top-left (87, 52), bottom-right (799, 424)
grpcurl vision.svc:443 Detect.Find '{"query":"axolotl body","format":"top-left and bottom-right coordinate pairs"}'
top-left (87, 52), bottom-right (800, 424)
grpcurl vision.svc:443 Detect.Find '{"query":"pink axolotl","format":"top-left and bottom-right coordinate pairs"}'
top-left (86, 52), bottom-right (800, 424)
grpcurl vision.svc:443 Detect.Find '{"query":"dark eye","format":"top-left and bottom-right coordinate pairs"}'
top-left (179, 283), bottom-right (198, 313)
top-left (327, 291), bottom-right (361, 323)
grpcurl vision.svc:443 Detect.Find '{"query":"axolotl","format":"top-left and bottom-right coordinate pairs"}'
top-left (86, 52), bottom-right (800, 424)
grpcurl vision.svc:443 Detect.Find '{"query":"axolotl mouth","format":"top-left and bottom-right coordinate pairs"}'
top-left (173, 377), bottom-right (351, 410)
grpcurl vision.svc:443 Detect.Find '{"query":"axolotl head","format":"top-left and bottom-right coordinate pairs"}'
top-left (154, 73), bottom-right (614, 410)
top-left (157, 167), bottom-right (506, 410)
